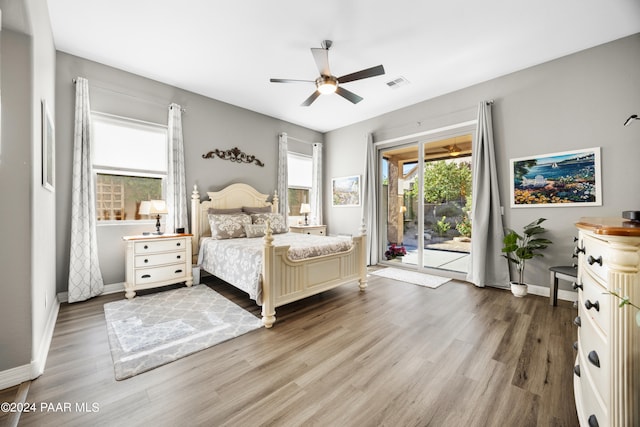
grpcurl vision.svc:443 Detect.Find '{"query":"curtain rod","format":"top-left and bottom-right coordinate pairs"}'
top-left (280, 133), bottom-right (321, 145)
top-left (72, 78), bottom-right (186, 112)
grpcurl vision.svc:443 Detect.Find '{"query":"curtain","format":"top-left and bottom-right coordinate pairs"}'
top-left (68, 77), bottom-right (104, 303)
top-left (166, 103), bottom-right (188, 234)
top-left (277, 133), bottom-right (289, 220)
top-left (466, 101), bottom-right (510, 288)
top-left (363, 133), bottom-right (378, 265)
top-left (310, 143), bottom-right (323, 225)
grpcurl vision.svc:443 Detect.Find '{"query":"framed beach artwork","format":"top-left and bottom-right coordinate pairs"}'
top-left (510, 147), bottom-right (602, 208)
top-left (332, 175), bottom-right (361, 207)
top-left (42, 100), bottom-right (55, 192)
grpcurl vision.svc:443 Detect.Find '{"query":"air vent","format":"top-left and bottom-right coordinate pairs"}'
top-left (386, 76), bottom-right (410, 89)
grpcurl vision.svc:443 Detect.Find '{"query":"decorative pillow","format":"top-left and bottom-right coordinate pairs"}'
top-left (208, 207), bottom-right (243, 215)
top-left (251, 213), bottom-right (289, 234)
top-left (208, 213), bottom-right (251, 239)
top-left (242, 205), bottom-right (272, 214)
top-left (244, 223), bottom-right (267, 238)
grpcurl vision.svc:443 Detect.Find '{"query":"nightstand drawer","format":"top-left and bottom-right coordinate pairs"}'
top-left (135, 251), bottom-right (186, 268)
top-left (135, 263), bottom-right (189, 285)
top-left (576, 351), bottom-right (607, 427)
top-left (134, 238), bottom-right (187, 254)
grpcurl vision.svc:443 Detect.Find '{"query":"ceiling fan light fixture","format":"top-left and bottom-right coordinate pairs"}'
top-left (448, 144), bottom-right (461, 156)
top-left (316, 76), bottom-right (338, 94)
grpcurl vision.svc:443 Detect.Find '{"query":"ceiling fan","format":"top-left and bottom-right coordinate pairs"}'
top-left (270, 40), bottom-right (385, 106)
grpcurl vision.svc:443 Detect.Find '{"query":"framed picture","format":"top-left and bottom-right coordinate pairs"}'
top-left (332, 175), bottom-right (361, 207)
top-left (42, 100), bottom-right (55, 192)
top-left (510, 147), bottom-right (601, 208)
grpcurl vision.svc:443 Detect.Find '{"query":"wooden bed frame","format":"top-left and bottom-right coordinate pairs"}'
top-left (190, 183), bottom-right (367, 328)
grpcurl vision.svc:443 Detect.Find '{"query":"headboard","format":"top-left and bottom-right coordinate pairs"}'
top-left (190, 183), bottom-right (278, 260)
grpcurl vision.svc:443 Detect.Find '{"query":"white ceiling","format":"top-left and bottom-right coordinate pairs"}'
top-left (46, 0), bottom-right (640, 133)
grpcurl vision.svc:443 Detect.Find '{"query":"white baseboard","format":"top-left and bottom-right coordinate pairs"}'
top-left (0, 297), bottom-right (60, 390)
top-left (57, 282), bottom-right (125, 303)
top-left (527, 284), bottom-right (578, 302)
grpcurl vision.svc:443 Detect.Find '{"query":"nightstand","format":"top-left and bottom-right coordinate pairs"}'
top-left (122, 233), bottom-right (193, 299)
top-left (289, 225), bottom-right (327, 236)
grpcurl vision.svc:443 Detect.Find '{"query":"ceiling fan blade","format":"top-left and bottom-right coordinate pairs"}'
top-left (311, 47), bottom-right (331, 76)
top-left (335, 86), bottom-right (363, 104)
top-left (270, 78), bottom-right (314, 83)
top-left (301, 90), bottom-right (321, 107)
top-left (338, 65), bottom-right (385, 84)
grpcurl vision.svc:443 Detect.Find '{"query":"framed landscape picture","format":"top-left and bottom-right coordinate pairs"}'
top-left (510, 147), bottom-right (601, 207)
top-left (332, 175), bottom-right (361, 207)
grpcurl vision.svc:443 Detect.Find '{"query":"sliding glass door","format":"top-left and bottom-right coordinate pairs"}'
top-left (380, 134), bottom-right (473, 275)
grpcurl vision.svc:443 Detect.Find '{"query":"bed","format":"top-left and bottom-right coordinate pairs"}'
top-left (191, 183), bottom-right (368, 328)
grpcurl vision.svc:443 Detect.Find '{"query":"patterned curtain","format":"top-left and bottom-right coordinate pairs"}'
top-left (166, 103), bottom-right (188, 233)
top-left (363, 133), bottom-right (378, 265)
top-left (466, 101), bottom-right (510, 288)
top-left (310, 143), bottom-right (323, 225)
top-left (277, 133), bottom-right (289, 220)
top-left (68, 77), bottom-right (104, 303)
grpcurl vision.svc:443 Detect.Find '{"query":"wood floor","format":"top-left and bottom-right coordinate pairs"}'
top-left (14, 272), bottom-right (578, 426)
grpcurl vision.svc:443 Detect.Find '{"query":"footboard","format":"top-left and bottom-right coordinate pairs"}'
top-left (261, 227), bottom-right (367, 328)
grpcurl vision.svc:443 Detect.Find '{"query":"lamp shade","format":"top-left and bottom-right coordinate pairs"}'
top-left (139, 200), bottom-right (168, 215)
top-left (300, 203), bottom-right (311, 214)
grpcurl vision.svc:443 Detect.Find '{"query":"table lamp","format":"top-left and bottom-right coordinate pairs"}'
top-left (139, 200), bottom-right (168, 234)
top-left (300, 203), bottom-right (311, 226)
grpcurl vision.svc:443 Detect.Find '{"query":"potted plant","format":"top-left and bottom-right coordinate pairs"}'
top-left (502, 218), bottom-right (552, 297)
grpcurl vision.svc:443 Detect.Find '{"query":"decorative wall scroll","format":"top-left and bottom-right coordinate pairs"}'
top-left (202, 147), bottom-right (264, 167)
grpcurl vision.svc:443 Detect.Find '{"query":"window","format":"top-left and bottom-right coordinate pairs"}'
top-left (287, 152), bottom-right (312, 217)
top-left (92, 113), bottom-right (168, 222)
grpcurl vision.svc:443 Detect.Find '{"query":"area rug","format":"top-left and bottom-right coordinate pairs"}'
top-left (370, 267), bottom-right (452, 289)
top-left (104, 285), bottom-right (262, 380)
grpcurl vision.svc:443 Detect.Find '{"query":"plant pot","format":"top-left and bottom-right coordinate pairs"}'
top-left (510, 282), bottom-right (528, 298)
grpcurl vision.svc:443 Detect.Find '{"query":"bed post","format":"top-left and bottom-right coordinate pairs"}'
top-left (191, 185), bottom-right (201, 264)
top-left (261, 220), bottom-right (276, 328)
top-left (359, 219), bottom-right (368, 291)
top-left (272, 190), bottom-right (279, 213)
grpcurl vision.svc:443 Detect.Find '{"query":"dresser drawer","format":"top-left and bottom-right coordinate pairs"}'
top-left (577, 310), bottom-right (609, 405)
top-left (134, 238), bottom-right (187, 254)
top-left (135, 262), bottom-right (189, 285)
top-left (580, 272), bottom-right (610, 335)
top-left (135, 251), bottom-right (186, 268)
top-left (576, 351), bottom-right (608, 427)
top-left (581, 234), bottom-right (609, 284)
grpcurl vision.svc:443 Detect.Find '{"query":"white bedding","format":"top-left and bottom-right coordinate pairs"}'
top-left (197, 232), bottom-right (353, 304)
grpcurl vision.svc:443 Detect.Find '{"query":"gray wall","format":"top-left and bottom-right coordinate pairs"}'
top-left (56, 52), bottom-right (323, 291)
top-left (324, 33), bottom-right (640, 291)
top-left (0, 0), bottom-right (57, 376)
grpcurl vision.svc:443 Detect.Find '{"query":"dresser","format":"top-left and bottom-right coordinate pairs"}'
top-left (123, 233), bottom-right (193, 299)
top-left (289, 224), bottom-right (327, 236)
top-left (574, 218), bottom-right (640, 427)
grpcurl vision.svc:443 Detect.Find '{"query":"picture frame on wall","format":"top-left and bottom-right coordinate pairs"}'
top-left (509, 147), bottom-right (602, 208)
top-left (42, 100), bottom-right (55, 192)
top-left (332, 175), bottom-right (361, 207)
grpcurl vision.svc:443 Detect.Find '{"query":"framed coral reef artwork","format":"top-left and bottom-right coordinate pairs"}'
top-left (509, 147), bottom-right (602, 207)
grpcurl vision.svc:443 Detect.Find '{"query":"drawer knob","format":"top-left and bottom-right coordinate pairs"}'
top-left (572, 282), bottom-right (583, 291)
top-left (588, 350), bottom-right (600, 368)
top-left (142, 274), bottom-right (151, 279)
top-left (573, 341), bottom-right (578, 351)
top-left (587, 255), bottom-right (602, 266)
top-left (574, 316), bottom-right (581, 327)
top-left (177, 255), bottom-right (181, 259)
top-left (573, 364), bottom-right (580, 377)
top-left (588, 415), bottom-right (599, 427)
top-left (144, 245), bottom-right (149, 250)
top-left (574, 246), bottom-right (585, 255)
top-left (175, 269), bottom-right (183, 274)
top-left (573, 236), bottom-right (578, 242)
top-left (176, 242), bottom-right (181, 247)
top-left (585, 299), bottom-right (600, 312)
top-left (144, 259), bottom-right (149, 263)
